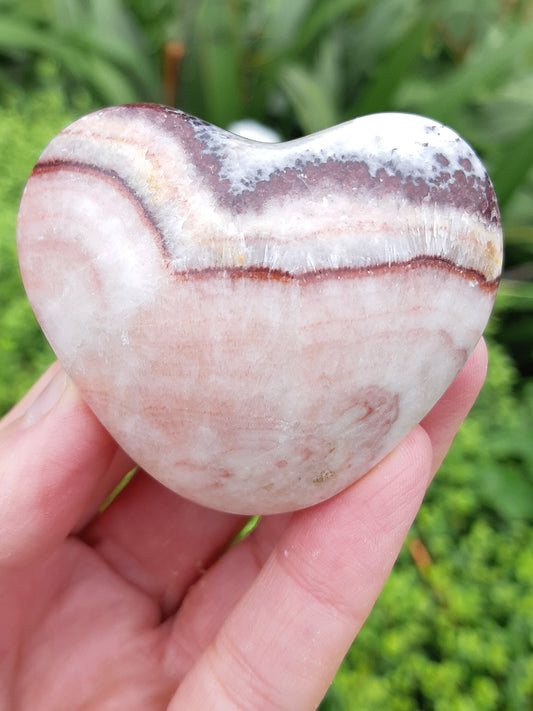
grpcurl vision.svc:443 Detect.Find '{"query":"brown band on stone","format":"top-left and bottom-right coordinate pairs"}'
top-left (114, 104), bottom-right (500, 227)
top-left (33, 157), bottom-right (499, 291)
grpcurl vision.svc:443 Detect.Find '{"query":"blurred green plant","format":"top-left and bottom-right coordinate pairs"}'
top-left (0, 0), bottom-right (156, 104)
top-left (1, 2), bottom-right (533, 708)
top-left (321, 342), bottom-right (533, 710)
top-left (1, 0), bottom-right (531, 373)
top-left (0, 73), bottom-right (90, 412)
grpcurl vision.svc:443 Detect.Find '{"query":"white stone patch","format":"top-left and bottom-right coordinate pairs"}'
top-left (193, 113), bottom-right (488, 197)
top-left (158, 187), bottom-right (501, 280)
top-left (227, 119), bottom-right (281, 143)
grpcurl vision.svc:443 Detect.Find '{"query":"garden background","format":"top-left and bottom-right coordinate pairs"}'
top-left (1, 0), bottom-right (532, 708)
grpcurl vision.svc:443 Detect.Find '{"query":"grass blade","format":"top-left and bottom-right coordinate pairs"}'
top-left (292, 0), bottom-right (368, 52)
top-left (279, 62), bottom-right (339, 134)
top-left (194, 0), bottom-right (242, 126)
top-left (491, 118), bottom-right (533, 211)
top-left (346, 11), bottom-right (433, 117)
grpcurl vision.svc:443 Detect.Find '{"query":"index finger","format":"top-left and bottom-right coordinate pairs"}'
top-left (0, 364), bottom-right (130, 569)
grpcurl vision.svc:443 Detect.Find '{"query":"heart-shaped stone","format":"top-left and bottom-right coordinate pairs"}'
top-left (17, 104), bottom-right (502, 514)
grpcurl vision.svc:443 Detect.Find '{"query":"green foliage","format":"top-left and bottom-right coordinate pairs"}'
top-left (0, 75), bottom-right (91, 413)
top-left (2, 0), bottom-right (532, 373)
top-left (0, 0), bottom-right (157, 104)
top-left (321, 342), bottom-right (533, 710)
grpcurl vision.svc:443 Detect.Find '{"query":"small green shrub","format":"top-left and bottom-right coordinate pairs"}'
top-left (0, 72), bottom-right (92, 413)
top-left (321, 342), bottom-right (533, 710)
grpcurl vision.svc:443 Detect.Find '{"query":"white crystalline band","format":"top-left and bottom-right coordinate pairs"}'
top-left (33, 104), bottom-right (502, 284)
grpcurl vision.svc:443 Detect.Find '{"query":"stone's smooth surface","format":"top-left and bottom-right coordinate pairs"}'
top-left (17, 104), bottom-right (503, 514)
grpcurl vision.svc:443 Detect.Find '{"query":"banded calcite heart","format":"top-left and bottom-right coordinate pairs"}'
top-left (17, 104), bottom-right (502, 514)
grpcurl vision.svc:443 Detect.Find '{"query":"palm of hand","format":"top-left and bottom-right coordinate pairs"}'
top-left (0, 343), bottom-right (486, 710)
top-left (5, 535), bottom-right (175, 709)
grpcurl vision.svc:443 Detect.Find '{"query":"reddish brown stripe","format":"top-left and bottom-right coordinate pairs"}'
top-left (32, 159), bottom-right (172, 261)
top-left (175, 261), bottom-right (500, 293)
top-left (32, 158), bottom-right (498, 292)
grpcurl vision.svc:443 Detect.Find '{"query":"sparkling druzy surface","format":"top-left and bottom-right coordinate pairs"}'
top-left (17, 104), bottom-right (503, 514)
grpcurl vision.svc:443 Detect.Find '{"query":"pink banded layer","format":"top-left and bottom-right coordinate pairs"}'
top-left (17, 105), bottom-right (503, 514)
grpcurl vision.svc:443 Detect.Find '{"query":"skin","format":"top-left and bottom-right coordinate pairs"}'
top-left (0, 340), bottom-right (487, 710)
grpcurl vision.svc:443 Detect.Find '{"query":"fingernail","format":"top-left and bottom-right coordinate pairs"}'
top-left (22, 368), bottom-right (69, 427)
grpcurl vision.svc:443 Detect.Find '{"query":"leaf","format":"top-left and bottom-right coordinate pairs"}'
top-left (409, 19), bottom-right (533, 126)
top-left (491, 117), bottom-right (533, 210)
top-left (74, 53), bottom-right (141, 105)
top-left (291, 0), bottom-right (368, 52)
top-left (194, 0), bottom-right (243, 126)
top-left (279, 63), bottom-right (339, 134)
top-left (501, 226), bottom-right (533, 251)
top-left (0, 17), bottom-right (60, 53)
top-left (67, 27), bottom-right (154, 91)
top-left (481, 465), bottom-right (533, 521)
top-left (0, 15), bottom-right (154, 103)
top-left (346, 10), bottom-right (434, 117)
top-left (83, 0), bottom-right (155, 89)
top-left (495, 281), bottom-right (533, 323)
top-left (259, 0), bottom-right (316, 54)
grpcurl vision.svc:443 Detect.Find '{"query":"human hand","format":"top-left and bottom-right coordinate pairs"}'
top-left (0, 340), bottom-right (487, 710)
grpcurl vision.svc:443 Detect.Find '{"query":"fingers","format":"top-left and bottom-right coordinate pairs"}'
top-left (0, 363), bottom-right (129, 569)
top-left (81, 471), bottom-right (247, 618)
top-left (0, 360), bottom-right (61, 430)
top-left (165, 513), bottom-right (292, 677)
top-left (167, 427), bottom-right (433, 710)
top-left (165, 343), bottom-right (488, 708)
top-left (420, 338), bottom-right (488, 475)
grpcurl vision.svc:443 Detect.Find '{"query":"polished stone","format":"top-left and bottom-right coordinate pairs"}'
top-left (17, 105), bottom-right (503, 514)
